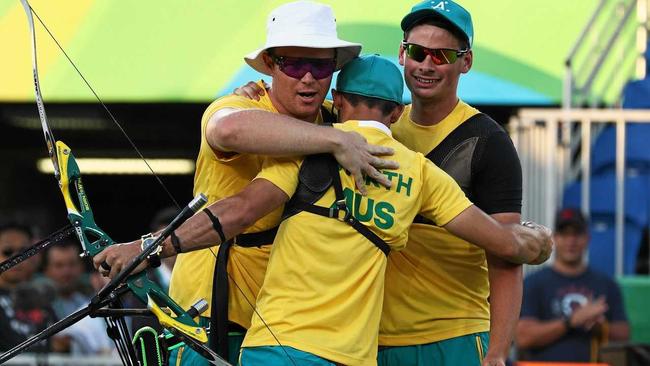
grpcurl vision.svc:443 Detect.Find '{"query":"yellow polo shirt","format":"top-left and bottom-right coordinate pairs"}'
top-left (242, 120), bottom-right (472, 365)
top-left (379, 101), bottom-right (491, 345)
top-left (168, 82), bottom-right (329, 328)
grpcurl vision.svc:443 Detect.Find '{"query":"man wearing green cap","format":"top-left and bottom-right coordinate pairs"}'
top-left (378, 1), bottom-right (524, 366)
top-left (96, 55), bottom-right (552, 366)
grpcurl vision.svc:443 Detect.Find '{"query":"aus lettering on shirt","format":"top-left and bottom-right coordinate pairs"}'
top-left (364, 171), bottom-right (413, 197)
top-left (331, 171), bottom-right (414, 230)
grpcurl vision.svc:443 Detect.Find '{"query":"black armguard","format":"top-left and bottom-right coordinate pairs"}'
top-left (203, 208), bottom-right (226, 243)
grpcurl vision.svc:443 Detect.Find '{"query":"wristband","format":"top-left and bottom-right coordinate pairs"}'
top-left (170, 231), bottom-right (183, 254)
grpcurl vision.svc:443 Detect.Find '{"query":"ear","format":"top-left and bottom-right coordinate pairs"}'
top-left (390, 104), bottom-right (405, 124)
top-left (398, 43), bottom-right (406, 66)
top-left (461, 50), bottom-right (473, 74)
top-left (262, 52), bottom-right (275, 72)
top-left (332, 89), bottom-right (342, 109)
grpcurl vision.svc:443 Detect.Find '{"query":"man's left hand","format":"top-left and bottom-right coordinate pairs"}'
top-left (92, 241), bottom-right (146, 279)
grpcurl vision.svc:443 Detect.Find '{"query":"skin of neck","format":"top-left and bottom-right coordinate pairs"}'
top-left (410, 95), bottom-right (459, 126)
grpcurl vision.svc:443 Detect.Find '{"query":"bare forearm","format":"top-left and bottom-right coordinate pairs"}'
top-left (159, 197), bottom-right (250, 257)
top-left (209, 110), bottom-right (342, 156)
top-left (486, 255), bottom-right (522, 359)
top-left (444, 207), bottom-right (551, 265)
top-left (516, 318), bottom-right (567, 349)
top-left (159, 180), bottom-right (288, 257)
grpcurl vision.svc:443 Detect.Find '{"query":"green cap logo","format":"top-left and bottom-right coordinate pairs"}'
top-left (401, 0), bottom-right (474, 47)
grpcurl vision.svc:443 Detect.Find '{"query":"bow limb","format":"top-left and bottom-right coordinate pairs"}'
top-left (20, 0), bottom-right (60, 179)
top-left (17, 1), bottom-right (231, 365)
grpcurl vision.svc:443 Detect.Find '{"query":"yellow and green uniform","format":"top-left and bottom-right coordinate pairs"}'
top-left (380, 101), bottom-right (488, 346)
top-left (241, 120), bottom-right (472, 366)
top-left (168, 82), bottom-right (331, 365)
top-left (380, 100), bottom-right (522, 362)
top-left (169, 87), bottom-right (282, 329)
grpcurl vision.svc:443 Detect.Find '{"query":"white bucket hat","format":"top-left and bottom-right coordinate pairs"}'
top-left (244, 1), bottom-right (362, 76)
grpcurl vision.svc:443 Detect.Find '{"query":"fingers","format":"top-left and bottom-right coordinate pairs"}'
top-left (370, 156), bottom-right (399, 170)
top-left (366, 144), bottom-right (395, 157)
top-left (93, 251), bottom-right (106, 271)
top-left (92, 247), bottom-right (126, 278)
top-left (353, 171), bottom-right (368, 196)
top-left (232, 81), bottom-right (265, 100)
top-left (364, 166), bottom-right (392, 190)
top-left (100, 261), bottom-right (111, 271)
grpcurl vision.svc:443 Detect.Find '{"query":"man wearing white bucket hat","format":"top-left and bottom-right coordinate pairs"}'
top-left (163, 1), bottom-right (398, 365)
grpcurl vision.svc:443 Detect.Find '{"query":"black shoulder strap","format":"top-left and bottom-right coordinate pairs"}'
top-left (414, 113), bottom-right (498, 226)
top-left (424, 113), bottom-right (498, 166)
top-left (282, 154), bottom-right (391, 256)
top-left (282, 153), bottom-right (335, 220)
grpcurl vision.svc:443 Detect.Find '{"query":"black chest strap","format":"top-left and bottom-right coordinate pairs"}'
top-left (210, 227), bottom-right (277, 359)
top-left (209, 107), bottom-right (335, 358)
top-left (283, 153), bottom-right (390, 257)
top-left (414, 113), bottom-right (496, 226)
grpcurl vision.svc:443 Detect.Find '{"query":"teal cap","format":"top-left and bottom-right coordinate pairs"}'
top-left (401, 0), bottom-right (473, 47)
top-left (336, 55), bottom-right (403, 104)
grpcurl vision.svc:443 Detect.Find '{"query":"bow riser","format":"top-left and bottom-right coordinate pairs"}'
top-left (56, 141), bottom-right (198, 325)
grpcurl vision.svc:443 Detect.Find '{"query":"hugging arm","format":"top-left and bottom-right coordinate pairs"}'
top-left (93, 179), bottom-right (288, 277)
top-left (443, 206), bottom-right (553, 265)
top-left (206, 108), bottom-right (397, 195)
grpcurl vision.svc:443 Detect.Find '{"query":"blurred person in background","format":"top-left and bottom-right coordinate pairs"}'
top-left (0, 222), bottom-right (61, 352)
top-left (516, 207), bottom-right (630, 362)
top-left (42, 239), bottom-right (89, 320)
top-left (39, 237), bottom-right (116, 355)
top-left (57, 271), bottom-right (117, 356)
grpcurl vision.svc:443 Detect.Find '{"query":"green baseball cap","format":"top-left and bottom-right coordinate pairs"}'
top-left (401, 0), bottom-right (473, 47)
top-left (336, 55), bottom-right (403, 104)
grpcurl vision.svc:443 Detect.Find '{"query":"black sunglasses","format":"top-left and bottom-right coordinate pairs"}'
top-left (402, 42), bottom-right (469, 65)
top-left (271, 55), bottom-right (337, 80)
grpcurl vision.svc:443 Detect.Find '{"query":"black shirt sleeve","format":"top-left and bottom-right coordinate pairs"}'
top-left (471, 130), bottom-right (523, 215)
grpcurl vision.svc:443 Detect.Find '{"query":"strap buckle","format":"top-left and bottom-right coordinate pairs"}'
top-left (331, 199), bottom-right (352, 223)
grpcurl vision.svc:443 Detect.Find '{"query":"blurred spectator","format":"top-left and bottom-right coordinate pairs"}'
top-left (58, 272), bottom-right (116, 356)
top-left (516, 208), bottom-right (630, 362)
top-left (38, 237), bottom-right (116, 355)
top-left (0, 222), bottom-right (57, 352)
top-left (42, 239), bottom-right (89, 319)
